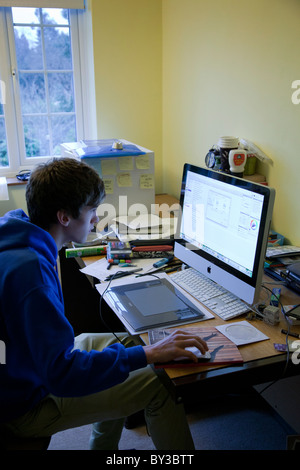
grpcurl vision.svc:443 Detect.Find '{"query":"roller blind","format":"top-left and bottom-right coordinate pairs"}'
top-left (0, 1), bottom-right (84, 8)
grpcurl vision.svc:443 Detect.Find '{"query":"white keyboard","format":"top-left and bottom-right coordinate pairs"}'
top-left (170, 268), bottom-right (250, 320)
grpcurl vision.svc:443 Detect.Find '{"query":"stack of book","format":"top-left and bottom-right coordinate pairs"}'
top-left (106, 240), bottom-right (174, 262)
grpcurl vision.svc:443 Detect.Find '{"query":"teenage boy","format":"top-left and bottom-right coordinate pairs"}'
top-left (0, 157), bottom-right (207, 450)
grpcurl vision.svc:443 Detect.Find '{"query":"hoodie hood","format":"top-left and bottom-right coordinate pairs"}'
top-left (0, 209), bottom-right (57, 265)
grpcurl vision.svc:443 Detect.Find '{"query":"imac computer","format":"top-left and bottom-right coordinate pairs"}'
top-left (174, 164), bottom-right (275, 306)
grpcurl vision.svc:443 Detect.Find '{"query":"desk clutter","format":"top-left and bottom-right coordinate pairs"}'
top-left (204, 136), bottom-right (271, 182)
top-left (106, 241), bottom-right (174, 263)
top-left (78, 237), bottom-right (178, 283)
top-left (260, 231), bottom-right (300, 328)
top-left (264, 231), bottom-right (300, 296)
top-left (67, 210), bottom-right (178, 281)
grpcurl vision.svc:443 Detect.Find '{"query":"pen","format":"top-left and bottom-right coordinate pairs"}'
top-left (119, 263), bottom-right (137, 267)
top-left (105, 268), bottom-right (143, 281)
top-left (164, 265), bottom-right (182, 273)
top-left (153, 257), bottom-right (174, 268)
top-left (281, 329), bottom-right (300, 339)
top-left (107, 262), bottom-right (112, 270)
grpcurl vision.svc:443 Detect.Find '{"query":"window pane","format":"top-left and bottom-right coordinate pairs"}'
top-left (14, 26), bottom-right (43, 70)
top-left (0, 118), bottom-right (9, 167)
top-left (48, 72), bottom-right (74, 113)
top-left (44, 27), bottom-right (72, 70)
top-left (11, 7), bottom-right (77, 160)
top-left (23, 115), bottom-right (50, 157)
top-left (12, 7), bottom-right (40, 25)
top-left (19, 72), bottom-right (46, 113)
top-left (51, 114), bottom-right (76, 155)
top-left (42, 9), bottom-right (69, 26)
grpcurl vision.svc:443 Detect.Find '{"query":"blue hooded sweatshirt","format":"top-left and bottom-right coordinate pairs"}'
top-left (0, 209), bottom-right (147, 424)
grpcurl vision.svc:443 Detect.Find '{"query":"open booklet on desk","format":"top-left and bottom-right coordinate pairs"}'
top-left (148, 326), bottom-right (244, 369)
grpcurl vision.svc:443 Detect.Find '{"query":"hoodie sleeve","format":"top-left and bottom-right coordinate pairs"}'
top-left (18, 286), bottom-right (148, 397)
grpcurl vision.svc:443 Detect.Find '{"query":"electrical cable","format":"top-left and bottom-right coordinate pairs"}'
top-left (257, 284), bottom-right (292, 395)
top-left (99, 271), bottom-right (124, 343)
top-left (99, 271), bottom-right (160, 342)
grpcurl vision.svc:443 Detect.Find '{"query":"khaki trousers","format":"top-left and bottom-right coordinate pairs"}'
top-left (5, 333), bottom-right (195, 450)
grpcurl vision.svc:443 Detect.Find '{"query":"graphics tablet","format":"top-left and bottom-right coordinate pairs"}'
top-left (105, 277), bottom-right (207, 331)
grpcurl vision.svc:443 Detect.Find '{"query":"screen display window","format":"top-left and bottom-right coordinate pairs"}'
top-left (180, 171), bottom-right (264, 278)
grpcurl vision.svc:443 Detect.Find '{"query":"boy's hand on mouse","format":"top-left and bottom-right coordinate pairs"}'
top-left (143, 329), bottom-right (208, 364)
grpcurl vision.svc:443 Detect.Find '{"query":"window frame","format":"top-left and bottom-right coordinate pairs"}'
top-left (0, 3), bottom-right (96, 177)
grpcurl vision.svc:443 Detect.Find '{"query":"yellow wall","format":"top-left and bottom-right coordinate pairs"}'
top-left (162, 0), bottom-right (300, 244)
top-left (91, 0), bottom-right (163, 191)
top-left (0, 184), bottom-right (27, 215)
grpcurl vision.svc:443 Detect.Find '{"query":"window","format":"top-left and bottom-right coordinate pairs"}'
top-left (0, 5), bottom-right (95, 176)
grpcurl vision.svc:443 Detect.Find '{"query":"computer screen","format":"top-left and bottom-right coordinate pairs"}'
top-left (174, 164), bottom-right (275, 305)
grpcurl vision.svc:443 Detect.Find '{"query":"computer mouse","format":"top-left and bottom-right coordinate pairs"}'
top-left (186, 346), bottom-right (211, 361)
top-left (174, 347), bottom-right (211, 362)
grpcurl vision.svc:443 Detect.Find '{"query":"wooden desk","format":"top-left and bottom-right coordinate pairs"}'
top-left (81, 248), bottom-right (300, 403)
top-left (79, 194), bottom-right (300, 403)
top-left (141, 279), bottom-right (300, 376)
top-left (138, 278), bottom-right (300, 403)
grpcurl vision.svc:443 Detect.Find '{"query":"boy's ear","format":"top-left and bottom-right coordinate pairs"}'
top-left (56, 209), bottom-right (71, 227)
